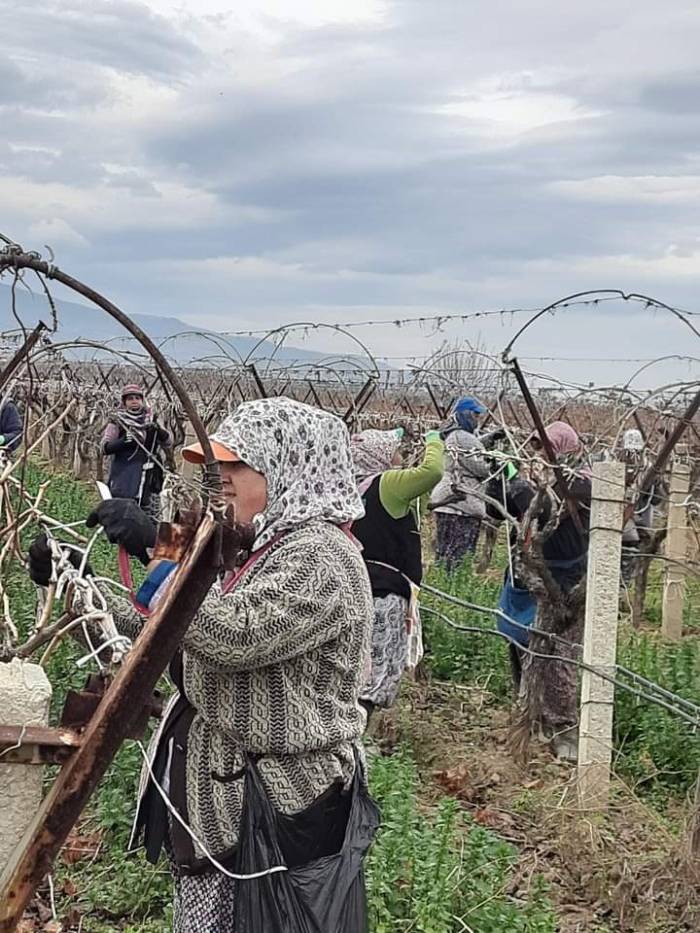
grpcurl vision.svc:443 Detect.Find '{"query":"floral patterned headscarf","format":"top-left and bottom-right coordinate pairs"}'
top-left (210, 397), bottom-right (364, 548)
top-left (351, 429), bottom-right (402, 483)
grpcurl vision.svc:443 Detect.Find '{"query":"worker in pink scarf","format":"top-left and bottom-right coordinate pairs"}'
top-left (509, 421), bottom-right (593, 761)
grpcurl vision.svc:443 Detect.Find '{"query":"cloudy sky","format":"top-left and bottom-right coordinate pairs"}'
top-left (2, 0), bottom-right (700, 387)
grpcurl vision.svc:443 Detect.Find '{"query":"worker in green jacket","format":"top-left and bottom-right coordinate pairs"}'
top-left (351, 428), bottom-right (444, 717)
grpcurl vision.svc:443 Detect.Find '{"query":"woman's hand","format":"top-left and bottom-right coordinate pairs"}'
top-left (28, 533), bottom-right (92, 586)
top-left (86, 499), bottom-right (157, 565)
top-left (28, 533), bottom-right (52, 586)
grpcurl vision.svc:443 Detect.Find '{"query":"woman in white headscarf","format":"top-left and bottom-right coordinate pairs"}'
top-left (33, 398), bottom-right (376, 932)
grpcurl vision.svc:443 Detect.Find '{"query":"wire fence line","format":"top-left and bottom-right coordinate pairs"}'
top-left (420, 587), bottom-right (700, 731)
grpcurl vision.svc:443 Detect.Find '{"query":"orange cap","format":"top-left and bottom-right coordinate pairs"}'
top-left (181, 440), bottom-right (241, 464)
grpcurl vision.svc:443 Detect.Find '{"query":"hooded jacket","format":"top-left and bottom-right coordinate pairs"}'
top-left (430, 428), bottom-right (489, 518)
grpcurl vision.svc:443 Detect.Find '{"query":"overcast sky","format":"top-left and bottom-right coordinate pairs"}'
top-left (2, 0), bottom-right (700, 387)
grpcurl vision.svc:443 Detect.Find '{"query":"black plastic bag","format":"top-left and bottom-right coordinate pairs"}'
top-left (233, 755), bottom-right (380, 932)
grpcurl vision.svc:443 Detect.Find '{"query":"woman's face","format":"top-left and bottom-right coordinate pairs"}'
top-left (124, 393), bottom-right (143, 413)
top-left (220, 461), bottom-right (268, 524)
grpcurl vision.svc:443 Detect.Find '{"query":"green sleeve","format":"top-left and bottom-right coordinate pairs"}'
top-left (379, 436), bottom-right (445, 519)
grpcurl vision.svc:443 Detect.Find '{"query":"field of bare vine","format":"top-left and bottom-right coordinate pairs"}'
top-left (1, 244), bottom-right (699, 932)
top-left (3, 461), bottom-right (699, 932)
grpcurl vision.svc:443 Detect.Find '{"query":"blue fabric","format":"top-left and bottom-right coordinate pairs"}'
top-left (455, 411), bottom-right (477, 433)
top-left (454, 396), bottom-right (485, 433)
top-left (454, 397), bottom-right (486, 416)
top-left (136, 560), bottom-right (178, 610)
top-left (109, 457), bottom-right (144, 499)
top-left (0, 400), bottom-right (23, 452)
top-left (497, 576), bottom-right (537, 647)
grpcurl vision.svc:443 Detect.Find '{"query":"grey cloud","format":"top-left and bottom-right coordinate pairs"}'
top-left (2, 0), bottom-right (700, 386)
top-left (638, 73), bottom-right (700, 115)
top-left (0, 0), bottom-right (202, 82)
top-left (0, 58), bottom-right (33, 106)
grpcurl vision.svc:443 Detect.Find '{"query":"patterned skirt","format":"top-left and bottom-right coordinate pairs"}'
top-left (435, 513), bottom-right (482, 569)
top-left (173, 870), bottom-right (236, 933)
top-left (361, 592), bottom-right (409, 709)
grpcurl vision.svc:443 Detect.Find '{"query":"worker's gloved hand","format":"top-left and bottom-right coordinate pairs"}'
top-left (28, 533), bottom-right (92, 586)
top-left (481, 427), bottom-right (506, 449)
top-left (396, 422), bottom-right (416, 441)
top-left (28, 534), bottom-right (52, 586)
top-left (424, 430), bottom-right (442, 444)
top-left (0, 434), bottom-right (6, 447)
top-left (86, 499), bottom-right (157, 565)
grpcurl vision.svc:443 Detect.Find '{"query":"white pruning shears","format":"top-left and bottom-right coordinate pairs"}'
top-left (96, 481), bottom-right (112, 502)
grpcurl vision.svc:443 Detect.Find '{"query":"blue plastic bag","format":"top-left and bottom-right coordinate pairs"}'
top-left (497, 576), bottom-right (537, 647)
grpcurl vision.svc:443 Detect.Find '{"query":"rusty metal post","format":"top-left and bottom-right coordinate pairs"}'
top-left (306, 380), bottom-right (325, 410)
top-left (248, 364), bottom-right (268, 399)
top-left (0, 516), bottom-right (220, 929)
top-left (509, 357), bottom-right (583, 531)
top-left (662, 456), bottom-right (690, 641)
top-left (0, 323), bottom-right (46, 396)
top-left (342, 377), bottom-right (376, 425)
top-left (424, 382), bottom-right (446, 420)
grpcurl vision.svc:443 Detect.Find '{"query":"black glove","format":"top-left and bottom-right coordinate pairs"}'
top-left (480, 427), bottom-right (506, 450)
top-left (28, 533), bottom-right (92, 586)
top-left (104, 436), bottom-right (136, 455)
top-left (86, 499), bottom-right (157, 565)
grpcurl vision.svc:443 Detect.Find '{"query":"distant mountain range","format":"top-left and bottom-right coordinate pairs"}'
top-left (0, 284), bottom-right (363, 370)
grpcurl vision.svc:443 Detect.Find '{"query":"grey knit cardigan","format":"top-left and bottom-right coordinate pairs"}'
top-left (112, 519), bottom-right (373, 860)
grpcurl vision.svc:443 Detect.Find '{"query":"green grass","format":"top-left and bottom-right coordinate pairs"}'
top-left (367, 751), bottom-right (557, 933)
top-left (422, 558), bottom-right (512, 701)
top-left (615, 632), bottom-right (700, 801)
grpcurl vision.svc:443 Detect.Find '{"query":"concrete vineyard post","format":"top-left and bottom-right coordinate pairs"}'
top-left (578, 461), bottom-right (624, 811)
top-left (662, 456), bottom-right (690, 642)
top-left (0, 661), bottom-right (52, 874)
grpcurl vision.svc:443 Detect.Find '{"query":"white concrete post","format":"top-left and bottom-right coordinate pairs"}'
top-left (0, 660), bottom-right (52, 872)
top-left (662, 457), bottom-right (690, 642)
top-left (578, 461), bottom-right (625, 811)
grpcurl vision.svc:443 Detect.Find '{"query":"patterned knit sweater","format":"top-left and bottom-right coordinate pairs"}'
top-left (110, 520), bottom-right (373, 859)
